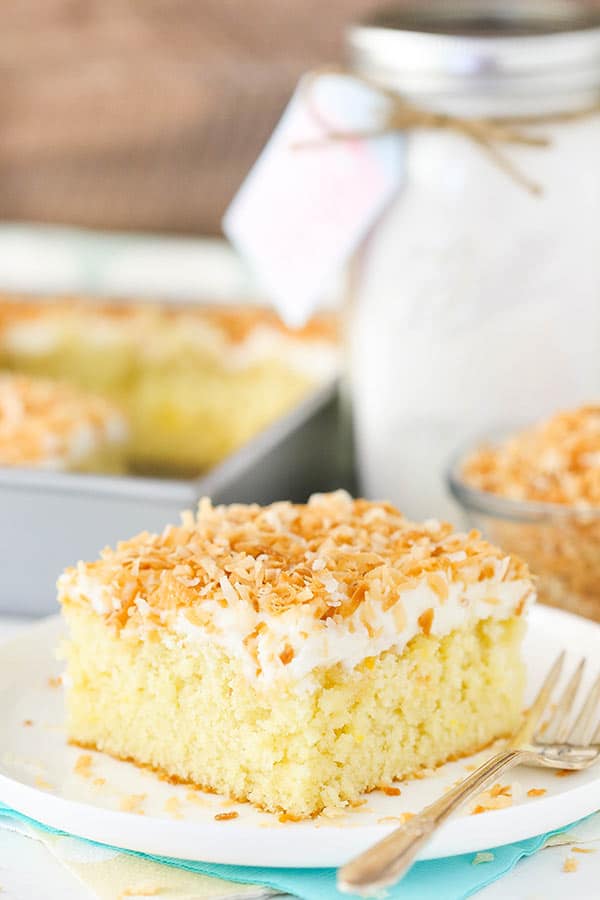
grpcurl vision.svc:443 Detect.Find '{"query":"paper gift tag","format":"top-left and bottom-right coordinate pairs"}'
top-left (223, 72), bottom-right (405, 326)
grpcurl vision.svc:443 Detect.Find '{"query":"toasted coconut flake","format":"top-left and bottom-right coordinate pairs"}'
top-left (279, 645), bottom-right (294, 665)
top-left (461, 407), bottom-right (600, 621)
top-left (427, 573), bottom-right (449, 601)
top-left (462, 406), bottom-right (600, 506)
top-left (279, 812), bottom-right (303, 822)
top-left (471, 784), bottom-right (512, 814)
top-left (418, 608), bottom-right (434, 636)
top-left (527, 788), bottom-right (546, 798)
top-left (0, 372), bottom-right (125, 467)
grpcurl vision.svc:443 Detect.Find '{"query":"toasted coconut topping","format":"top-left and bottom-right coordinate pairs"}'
top-left (0, 372), bottom-right (126, 468)
top-left (462, 405), bottom-right (600, 506)
top-left (59, 491), bottom-right (529, 626)
top-left (0, 296), bottom-right (337, 347)
top-left (59, 492), bottom-right (534, 686)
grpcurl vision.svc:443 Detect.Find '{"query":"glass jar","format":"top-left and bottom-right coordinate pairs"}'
top-left (346, 0), bottom-right (600, 522)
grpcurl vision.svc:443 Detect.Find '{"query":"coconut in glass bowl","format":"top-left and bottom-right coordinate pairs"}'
top-left (448, 406), bottom-right (600, 622)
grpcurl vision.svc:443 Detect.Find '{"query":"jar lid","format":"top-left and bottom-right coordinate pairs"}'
top-left (348, 0), bottom-right (600, 106)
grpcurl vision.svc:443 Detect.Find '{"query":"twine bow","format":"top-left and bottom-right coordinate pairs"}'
top-left (297, 67), bottom-right (600, 195)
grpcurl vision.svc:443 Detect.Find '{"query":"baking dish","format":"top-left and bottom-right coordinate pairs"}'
top-left (0, 380), bottom-right (350, 615)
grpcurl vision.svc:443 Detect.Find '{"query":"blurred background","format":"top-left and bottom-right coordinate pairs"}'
top-left (0, 0), bottom-right (375, 236)
top-left (2, 0), bottom-right (600, 626)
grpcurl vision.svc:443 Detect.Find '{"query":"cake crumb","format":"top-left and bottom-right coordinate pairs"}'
top-left (214, 811), bottom-right (239, 821)
top-left (412, 767), bottom-right (436, 781)
top-left (47, 676), bottom-right (62, 689)
top-left (319, 802), bottom-right (353, 819)
top-left (472, 852), bottom-right (495, 865)
top-left (74, 754), bottom-right (93, 778)
top-left (93, 777), bottom-right (106, 787)
top-left (119, 884), bottom-right (161, 897)
top-left (34, 775), bottom-right (53, 790)
top-left (563, 856), bottom-right (578, 873)
top-left (22, 720), bottom-right (33, 727)
top-left (471, 784), bottom-right (512, 814)
top-left (490, 784), bottom-right (511, 798)
top-left (377, 813), bottom-right (414, 825)
top-left (527, 788), bottom-right (547, 798)
top-left (164, 796), bottom-right (183, 819)
top-left (185, 790), bottom-right (207, 805)
top-left (119, 794), bottom-right (146, 814)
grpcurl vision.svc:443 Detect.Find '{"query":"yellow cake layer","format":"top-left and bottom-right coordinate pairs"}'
top-left (6, 352), bottom-right (312, 474)
top-left (126, 362), bottom-right (312, 474)
top-left (62, 605), bottom-right (525, 817)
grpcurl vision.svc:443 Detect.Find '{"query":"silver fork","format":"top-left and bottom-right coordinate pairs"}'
top-left (338, 652), bottom-right (600, 897)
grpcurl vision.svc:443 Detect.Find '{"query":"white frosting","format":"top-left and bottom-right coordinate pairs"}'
top-left (2, 318), bottom-right (338, 381)
top-left (3, 320), bottom-right (66, 355)
top-left (224, 326), bottom-right (338, 381)
top-left (57, 414), bottom-right (126, 469)
top-left (62, 561), bottom-right (533, 692)
top-left (172, 575), bottom-right (530, 690)
top-left (67, 569), bottom-right (113, 615)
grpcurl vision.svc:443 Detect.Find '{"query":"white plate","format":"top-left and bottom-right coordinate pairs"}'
top-left (0, 607), bottom-right (598, 868)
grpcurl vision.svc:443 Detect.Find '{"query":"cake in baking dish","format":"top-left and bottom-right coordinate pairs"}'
top-left (58, 490), bottom-right (534, 817)
top-left (0, 297), bottom-right (338, 475)
top-left (0, 373), bottom-right (127, 472)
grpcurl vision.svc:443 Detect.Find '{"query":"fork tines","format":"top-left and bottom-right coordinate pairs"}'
top-left (536, 653), bottom-right (600, 748)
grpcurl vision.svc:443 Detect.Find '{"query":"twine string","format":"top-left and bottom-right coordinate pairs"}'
top-left (295, 67), bottom-right (600, 195)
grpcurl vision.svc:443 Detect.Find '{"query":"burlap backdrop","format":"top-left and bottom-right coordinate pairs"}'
top-left (0, 1), bottom-right (373, 235)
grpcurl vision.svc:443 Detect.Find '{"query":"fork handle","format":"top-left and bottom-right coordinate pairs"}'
top-left (337, 749), bottom-right (529, 897)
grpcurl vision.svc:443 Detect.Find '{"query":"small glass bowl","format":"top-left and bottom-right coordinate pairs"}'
top-left (448, 445), bottom-right (600, 623)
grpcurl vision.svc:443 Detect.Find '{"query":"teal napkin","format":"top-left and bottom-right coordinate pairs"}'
top-left (146, 825), bottom-right (583, 899)
top-left (0, 802), bottom-right (587, 899)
